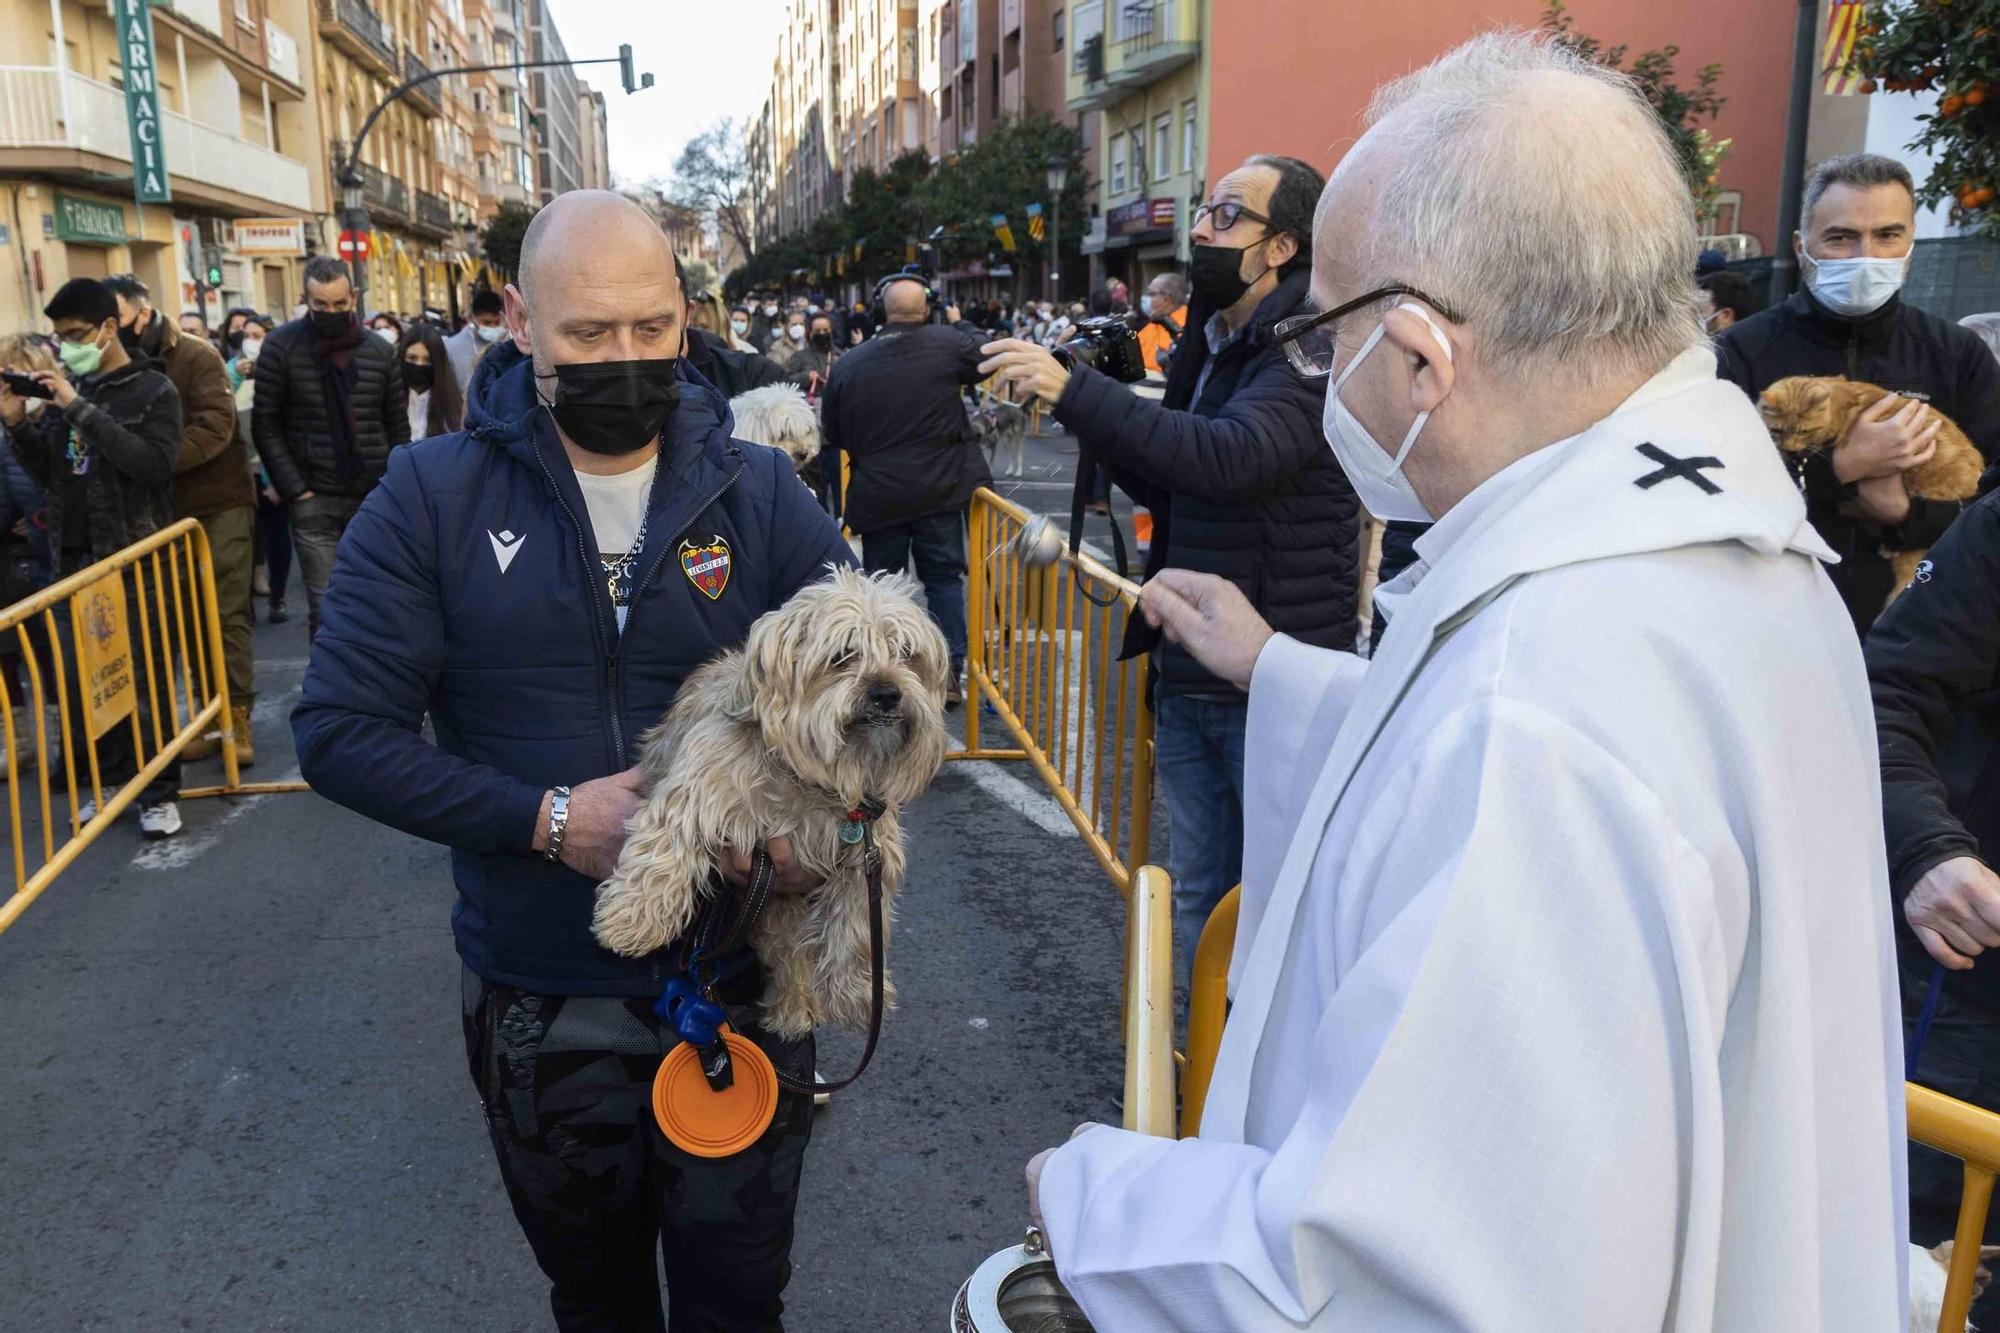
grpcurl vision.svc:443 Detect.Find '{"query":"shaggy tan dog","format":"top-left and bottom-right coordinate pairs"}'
top-left (1758, 375), bottom-right (1983, 597)
top-left (728, 383), bottom-right (820, 474)
top-left (592, 568), bottom-right (950, 1039)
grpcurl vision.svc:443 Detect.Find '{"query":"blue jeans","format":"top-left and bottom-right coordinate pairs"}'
top-left (1154, 694), bottom-right (1247, 977)
top-left (862, 510), bottom-right (968, 671)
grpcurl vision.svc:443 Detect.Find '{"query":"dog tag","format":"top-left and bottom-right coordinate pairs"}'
top-left (654, 1025), bottom-right (778, 1158)
top-left (839, 818), bottom-right (866, 845)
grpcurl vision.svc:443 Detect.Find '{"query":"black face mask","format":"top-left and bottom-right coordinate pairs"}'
top-left (1188, 242), bottom-right (1270, 312)
top-left (809, 331), bottom-right (832, 351)
top-left (402, 361), bottom-right (435, 392)
top-left (309, 309), bottom-right (354, 340)
top-left (117, 318), bottom-right (144, 353)
top-left (539, 358), bottom-right (680, 455)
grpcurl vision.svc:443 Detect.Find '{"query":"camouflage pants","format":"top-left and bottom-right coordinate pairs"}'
top-left (461, 967), bottom-right (815, 1333)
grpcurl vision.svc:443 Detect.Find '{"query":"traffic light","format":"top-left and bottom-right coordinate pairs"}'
top-left (619, 44), bottom-right (635, 95)
top-left (202, 245), bottom-right (224, 289)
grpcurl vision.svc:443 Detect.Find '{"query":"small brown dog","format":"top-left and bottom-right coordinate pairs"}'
top-left (592, 568), bottom-right (950, 1039)
top-left (1758, 376), bottom-right (1983, 596)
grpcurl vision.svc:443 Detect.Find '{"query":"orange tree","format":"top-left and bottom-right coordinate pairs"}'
top-left (1858, 1), bottom-right (2000, 230)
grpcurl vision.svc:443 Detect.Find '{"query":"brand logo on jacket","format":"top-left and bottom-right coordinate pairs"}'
top-left (1913, 558), bottom-right (1934, 584)
top-left (488, 529), bottom-right (524, 573)
top-left (680, 536), bottom-right (730, 600)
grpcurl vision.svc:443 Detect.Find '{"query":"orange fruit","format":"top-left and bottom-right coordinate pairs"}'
top-left (1943, 93), bottom-right (1966, 115)
top-left (1978, 187), bottom-right (1997, 206)
top-left (1861, 77), bottom-right (1880, 93)
top-left (1970, 87), bottom-right (1989, 106)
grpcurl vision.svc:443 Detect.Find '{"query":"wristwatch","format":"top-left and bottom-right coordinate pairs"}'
top-left (542, 786), bottom-right (571, 864)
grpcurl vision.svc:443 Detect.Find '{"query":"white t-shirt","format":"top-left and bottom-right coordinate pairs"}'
top-left (406, 389), bottom-right (430, 443)
top-left (575, 458), bottom-right (656, 633)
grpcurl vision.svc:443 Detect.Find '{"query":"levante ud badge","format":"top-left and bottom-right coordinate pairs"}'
top-left (680, 536), bottom-right (731, 601)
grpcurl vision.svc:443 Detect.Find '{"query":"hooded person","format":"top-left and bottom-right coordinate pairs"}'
top-left (1024, 33), bottom-right (1905, 1332)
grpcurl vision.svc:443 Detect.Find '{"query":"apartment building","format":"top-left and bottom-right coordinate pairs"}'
top-left (523, 0), bottom-right (581, 203)
top-left (0, 0), bottom-right (322, 330)
top-left (836, 0), bottom-right (920, 179)
top-left (577, 86), bottom-right (610, 191)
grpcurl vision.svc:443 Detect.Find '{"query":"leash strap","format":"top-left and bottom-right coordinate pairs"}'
top-left (1066, 445), bottom-right (1130, 610)
top-left (774, 832), bottom-right (885, 1098)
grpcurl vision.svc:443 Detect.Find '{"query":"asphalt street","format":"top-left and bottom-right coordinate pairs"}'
top-left (0, 427), bottom-right (1147, 1332)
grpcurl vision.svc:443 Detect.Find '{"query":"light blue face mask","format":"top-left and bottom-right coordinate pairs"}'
top-left (476, 323), bottom-right (505, 344)
top-left (1801, 251), bottom-right (1910, 317)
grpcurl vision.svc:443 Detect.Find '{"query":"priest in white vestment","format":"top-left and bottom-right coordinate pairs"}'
top-left (1019, 33), bottom-right (1908, 1333)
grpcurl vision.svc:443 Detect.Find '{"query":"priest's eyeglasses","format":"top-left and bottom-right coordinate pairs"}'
top-left (1273, 285), bottom-right (1464, 378)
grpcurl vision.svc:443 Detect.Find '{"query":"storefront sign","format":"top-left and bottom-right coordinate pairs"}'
top-left (54, 193), bottom-right (128, 246)
top-left (234, 219), bottom-right (306, 256)
top-left (70, 572), bottom-right (134, 742)
top-left (116, 0), bottom-right (171, 204)
top-left (1107, 198), bottom-right (1176, 239)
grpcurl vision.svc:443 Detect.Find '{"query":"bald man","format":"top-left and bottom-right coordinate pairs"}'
top-left (819, 274), bottom-right (989, 699)
top-left (293, 191), bottom-right (853, 1331)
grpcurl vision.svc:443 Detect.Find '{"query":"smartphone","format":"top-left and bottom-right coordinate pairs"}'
top-left (0, 370), bottom-right (52, 400)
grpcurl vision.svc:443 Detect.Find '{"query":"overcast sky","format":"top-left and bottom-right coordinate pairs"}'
top-left (544, 0), bottom-right (788, 187)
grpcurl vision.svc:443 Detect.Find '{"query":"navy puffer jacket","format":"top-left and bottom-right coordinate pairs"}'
top-left (293, 342), bottom-right (853, 996)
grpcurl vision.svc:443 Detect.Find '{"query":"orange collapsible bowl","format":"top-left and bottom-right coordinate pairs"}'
top-left (652, 1028), bottom-right (779, 1158)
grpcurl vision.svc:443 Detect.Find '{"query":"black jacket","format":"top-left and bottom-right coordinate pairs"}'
top-left (686, 328), bottom-right (789, 399)
top-left (10, 357), bottom-right (180, 565)
top-left (1867, 489), bottom-right (2000, 1009)
top-left (820, 320), bottom-right (991, 533)
top-left (252, 314), bottom-right (410, 500)
top-left (1716, 288), bottom-right (2000, 634)
top-left (1053, 269), bottom-right (1361, 695)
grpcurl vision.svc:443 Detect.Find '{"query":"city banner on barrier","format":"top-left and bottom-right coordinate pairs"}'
top-left (117, 0), bottom-right (170, 205)
top-left (71, 572), bottom-right (135, 742)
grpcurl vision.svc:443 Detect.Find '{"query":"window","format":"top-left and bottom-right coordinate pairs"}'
top-left (991, 52), bottom-right (999, 102)
top-left (1129, 129), bottom-right (1145, 187)
top-left (234, 0), bottom-right (252, 24)
top-left (1153, 114), bottom-right (1171, 182)
top-left (1181, 99), bottom-right (1197, 174)
top-left (1109, 132), bottom-right (1127, 195)
top-left (1053, 8), bottom-right (1065, 50)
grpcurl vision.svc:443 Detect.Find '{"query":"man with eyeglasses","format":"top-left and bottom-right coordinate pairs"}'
top-left (1017, 35), bottom-right (1902, 1332)
top-left (980, 154), bottom-right (1362, 972)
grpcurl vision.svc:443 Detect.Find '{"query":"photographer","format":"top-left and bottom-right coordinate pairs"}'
top-left (981, 154), bottom-right (1361, 967)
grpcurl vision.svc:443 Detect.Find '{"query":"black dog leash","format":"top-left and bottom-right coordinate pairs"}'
top-left (676, 800), bottom-right (889, 1099)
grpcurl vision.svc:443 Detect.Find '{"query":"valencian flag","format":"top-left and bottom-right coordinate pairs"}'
top-left (992, 213), bottom-right (1016, 252)
top-left (1821, 0), bottom-right (1865, 95)
top-left (1026, 202), bottom-right (1046, 242)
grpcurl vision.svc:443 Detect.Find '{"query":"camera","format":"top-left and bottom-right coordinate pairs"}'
top-left (1053, 314), bottom-right (1147, 384)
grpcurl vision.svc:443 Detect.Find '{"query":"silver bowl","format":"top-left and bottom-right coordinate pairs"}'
top-left (950, 1226), bottom-right (1096, 1332)
top-left (1011, 514), bottom-right (1066, 570)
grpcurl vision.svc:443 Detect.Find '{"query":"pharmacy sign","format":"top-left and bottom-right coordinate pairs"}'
top-left (118, 0), bottom-right (171, 204)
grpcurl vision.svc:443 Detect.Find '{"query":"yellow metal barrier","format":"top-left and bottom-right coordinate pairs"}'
top-left (1910, 1083), bottom-right (2000, 1332)
top-left (953, 486), bottom-right (1155, 896)
top-left (0, 518), bottom-right (304, 937)
top-left (1122, 864), bottom-right (1176, 1136)
top-left (1180, 883), bottom-right (1240, 1138)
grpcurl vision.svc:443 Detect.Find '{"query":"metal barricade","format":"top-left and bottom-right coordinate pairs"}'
top-left (1122, 864), bottom-right (1176, 1136)
top-left (953, 487), bottom-right (1155, 896)
top-left (1909, 1083), bottom-right (2000, 1332)
top-left (1180, 883), bottom-right (1240, 1138)
top-left (0, 518), bottom-right (304, 936)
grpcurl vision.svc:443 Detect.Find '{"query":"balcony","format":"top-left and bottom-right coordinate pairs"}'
top-left (1108, 0), bottom-right (1198, 87)
top-left (1065, 28), bottom-right (1117, 112)
top-left (318, 0), bottom-right (399, 79)
top-left (352, 159), bottom-right (409, 223)
top-left (0, 66), bottom-right (311, 213)
top-left (414, 189), bottom-right (454, 237)
top-left (403, 47), bottom-right (443, 117)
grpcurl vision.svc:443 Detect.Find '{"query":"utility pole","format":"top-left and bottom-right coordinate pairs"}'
top-left (1770, 0), bottom-right (1818, 307)
top-left (337, 45), bottom-right (654, 309)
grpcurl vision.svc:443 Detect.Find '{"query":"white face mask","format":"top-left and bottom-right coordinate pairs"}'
top-left (476, 323), bottom-right (505, 343)
top-left (788, 324), bottom-right (806, 343)
top-left (731, 318), bottom-right (749, 336)
top-left (1322, 302), bottom-right (1454, 525)
top-left (374, 327), bottom-right (398, 344)
top-left (239, 337), bottom-right (263, 361)
top-left (21, 398), bottom-right (43, 417)
top-left (1802, 250), bottom-right (1910, 317)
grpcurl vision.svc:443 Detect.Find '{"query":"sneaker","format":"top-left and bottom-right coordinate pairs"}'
top-left (266, 600), bottom-right (289, 625)
top-left (946, 674), bottom-right (965, 708)
top-left (74, 798), bottom-right (97, 824)
top-left (138, 801), bottom-right (183, 840)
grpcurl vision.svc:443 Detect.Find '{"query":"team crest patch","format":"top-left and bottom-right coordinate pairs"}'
top-left (680, 536), bottom-right (731, 600)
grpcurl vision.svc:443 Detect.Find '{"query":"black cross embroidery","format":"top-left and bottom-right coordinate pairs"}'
top-left (1633, 442), bottom-right (1724, 495)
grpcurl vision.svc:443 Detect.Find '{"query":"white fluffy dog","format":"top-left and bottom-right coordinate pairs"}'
top-left (729, 383), bottom-right (820, 474)
top-left (592, 568), bottom-right (950, 1039)
top-left (1911, 1240), bottom-right (2000, 1332)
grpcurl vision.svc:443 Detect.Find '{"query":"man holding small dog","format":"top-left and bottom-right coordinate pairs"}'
top-left (1718, 152), bottom-right (2000, 635)
top-left (294, 191), bottom-right (852, 1332)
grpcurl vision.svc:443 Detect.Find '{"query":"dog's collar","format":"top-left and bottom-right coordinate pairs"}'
top-left (838, 797), bottom-right (888, 846)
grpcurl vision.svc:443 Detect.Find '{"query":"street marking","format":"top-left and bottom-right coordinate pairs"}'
top-left (133, 687), bottom-right (302, 872)
top-left (956, 760), bottom-right (1079, 839)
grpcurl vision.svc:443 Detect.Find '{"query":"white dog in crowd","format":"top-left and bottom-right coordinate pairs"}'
top-left (728, 383), bottom-right (819, 474)
top-left (591, 568), bottom-right (950, 1038)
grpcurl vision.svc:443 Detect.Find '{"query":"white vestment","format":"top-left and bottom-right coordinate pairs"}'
top-left (1039, 349), bottom-right (1907, 1331)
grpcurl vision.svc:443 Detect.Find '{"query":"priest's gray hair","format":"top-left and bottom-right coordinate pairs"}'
top-left (1356, 31), bottom-right (1703, 381)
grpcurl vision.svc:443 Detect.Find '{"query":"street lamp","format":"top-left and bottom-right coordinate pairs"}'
top-left (1045, 152), bottom-right (1069, 306)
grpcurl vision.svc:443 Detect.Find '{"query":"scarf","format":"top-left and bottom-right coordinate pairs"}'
top-left (314, 316), bottom-right (365, 483)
